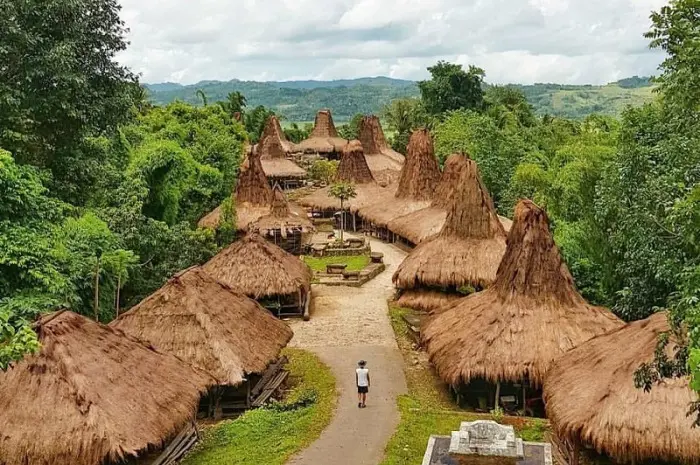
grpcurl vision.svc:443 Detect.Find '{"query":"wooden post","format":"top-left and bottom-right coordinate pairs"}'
top-left (115, 274), bottom-right (121, 318)
top-left (522, 383), bottom-right (526, 411)
top-left (570, 439), bottom-right (580, 465)
top-left (93, 257), bottom-right (100, 322)
top-left (353, 212), bottom-right (357, 231)
top-left (213, 386), bottom-right (223, 420)
top-left (494, 381), bottom-right (501, 409)
top-left (246, 379), bottom-right (252, 408)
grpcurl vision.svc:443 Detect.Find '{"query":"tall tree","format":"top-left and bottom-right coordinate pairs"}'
top-left (328, 182), bottom-right (357, 242)
top-left (0, 0), bottom-right (137, 202)
top-left (419, 61), bottom-right (486, 115)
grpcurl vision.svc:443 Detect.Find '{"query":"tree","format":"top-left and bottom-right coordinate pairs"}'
top-left (419, 61), bottom-right (486, 115)
top-left (218, 91), bottom-right (247, 116)
top-left (308, 160), bottom-right (339, 185)
top-left (196, 89), bottom-right (208, 106)
top-left (337, 114), bottom-right (364, 140)
top-left (381, 98), bottom-right (428, 153)
top-left (244, 106), bottom-right (276, 143)
top-left (328, 182), bottom-right (357, 242)
top-left (0, 0), bottom-right (137, 203)
top-left (102, 249), bottom-right (138, 317)
top-left (484, 86), bottom-right (537, 129)
top-left (284, 123), bottom-right (312, 144)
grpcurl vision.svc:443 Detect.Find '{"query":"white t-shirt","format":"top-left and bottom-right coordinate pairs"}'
top-left (356, 367), bottom-right (369, 387)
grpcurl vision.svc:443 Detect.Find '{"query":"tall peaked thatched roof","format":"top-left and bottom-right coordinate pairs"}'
top-left (543, 312), bottom-right (700, 464)
top-left (393, 156), bottom-right (507, 293)
top-left (298, 140), bottom-right (394, 212)
top-left (198, 150), bottom-right (274, 230)
top-left (295, 109), bottom-right (348, 154)
top-left (358, 115), bottom-right (404, 185)
top-left (357, 129), bottom-right (440, 227)
top-left (111, 267), bottom-right (293, 386)
top-left (202, 233), bottom-right (312, 299)
top-left (257, 117), bottom-right (307, 179)
top-left (0, 311), bottom-right (213, 465)
top-left (421, 200), bottom-right (623, 386)
top-left (251, 184), bottom-right (314, 235)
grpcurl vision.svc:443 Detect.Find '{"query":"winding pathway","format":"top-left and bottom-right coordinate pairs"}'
top-left (287, 237), bottom-right (408, 465)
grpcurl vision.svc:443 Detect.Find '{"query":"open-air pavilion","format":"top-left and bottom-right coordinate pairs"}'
top-left (202, 233), bottom-right (313, 320)
top-left (421, 200), bottom-right (623, 415)
top-left (0, 310), bottom-right (213, 465)
top-left (544, 312), bottom-right (700, 465)
top-left (111, 267), bottom-right (293, 419)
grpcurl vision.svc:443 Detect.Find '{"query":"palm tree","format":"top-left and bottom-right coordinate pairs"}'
top-left (328, 182), bottom-right (357, 242)
top-left (227, 91), bottom-right (247, 113)
top-left (196, 89), bottom-right (208, 106)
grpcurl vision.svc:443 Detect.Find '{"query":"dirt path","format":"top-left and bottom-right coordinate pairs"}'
top-left (287, 237), bottom-right (408, 465)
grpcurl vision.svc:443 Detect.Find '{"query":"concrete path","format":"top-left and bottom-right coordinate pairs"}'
top-left (287, 237), bottom-right (408, 465)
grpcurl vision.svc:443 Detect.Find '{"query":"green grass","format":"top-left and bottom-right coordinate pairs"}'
top-left (381, 305), bottom-right (550, 465)
top-left (182, 348), bottom-right (337, 465)
top-left (303, 255), bottom-right (371, 273)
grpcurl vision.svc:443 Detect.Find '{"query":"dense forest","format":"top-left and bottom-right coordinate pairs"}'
top-left (146, 76), bottom-right (655, 121)
top-left (0, 0), bottom-right (697, 417)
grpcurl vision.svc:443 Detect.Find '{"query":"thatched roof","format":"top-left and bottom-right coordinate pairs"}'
top-left (0, 311), bottom-right (212, 465)
top-left (298, 140), bottom-right (395, 212)
top-left (198, 150), bottom-right (274, 230)
top-left (257, 118), bottom-right (307, 179)
top-left (357, 129), bottom-right (440, 227)
top-left (250, 184), bottom-right (314, 235)
top-left (111, 267), bottom-right (293, 386)
top-left (358, 115), bottom-right (405, 186)
top-left (396, 290), bottom-right (464, 314)
top-left (294, 110), bottom-right (348, 154)
top-left (202, 233), bottom-right (312, 299)
top-left (388, 154), bottom-right (512, 244)
top-left (393, 155), bottom-right (508, 292)
top-left (544, 312), bottom-right (700, 464)
top-left (421, 200), bottom-right (623, 386)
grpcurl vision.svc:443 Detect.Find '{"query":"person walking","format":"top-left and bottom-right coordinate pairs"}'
top-left (356, 360), bottom-right (370, 408)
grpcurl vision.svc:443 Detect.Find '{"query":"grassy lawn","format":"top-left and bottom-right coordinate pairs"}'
top-left (182, 348), bottom-right (337, 465)
top-left (380, 305), bottom-right (550, 465)
top-left (303, 254), bottom-right (370, 273)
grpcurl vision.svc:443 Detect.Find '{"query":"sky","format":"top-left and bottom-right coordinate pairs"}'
top-left (117, 0), bottom-right (668, 85)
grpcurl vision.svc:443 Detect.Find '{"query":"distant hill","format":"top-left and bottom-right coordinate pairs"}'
top-left (144, 76), bottom-right (655, 121)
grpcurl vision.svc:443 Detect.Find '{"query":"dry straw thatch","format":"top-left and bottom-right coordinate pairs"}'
top-left (295, 110), bottom-right (348, 154)
top-left (393, 155), bottom-right (508, 294)
top-left (358, 129), bottom-right (440, 227)
top-left (111, 267), bottom-right (293, 386)
top-left (258, 116), bottom-right (307, 179)
top-left (299, 140), bottom-right (394, 212)
top-left (543, 312), bottom-right (700, 464)
top-left (358, 115), bottom-right (405, 186)
top-left (422, 200), bottom-right (623, 386)
top-left (202, 233), bottom-right (312, 299)
top-left (198, 149), bottom-right (274, 230)
top-left (396, 289), bottom-right (464, 314)
top-left (0, 311), bottom-right (212, 465)
top-left (251, 184), bottom-right (314, 236)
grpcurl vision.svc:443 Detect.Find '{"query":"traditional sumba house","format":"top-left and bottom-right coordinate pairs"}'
top-left (298, 140), bottom-right (393, 230)
top-left (257, 116), bottom-right (306, 189)
top-left (421, 200), bottom-right (623, 415)
top-left (388, 154), bottom-right (512, 247)
top-left (198, 147), bottom-right (273, 231)
top-left (544, 312), bottom-right (700, 465)
top-left (111, 267), bottom-right (293, 418)
top-left (249, 183), bottom-right (314, 254)
top-left (393, 155), bottom-right (508, 310)
top-left (294, 109), bottom-right (348, 158)
top-left (357, 129), bottom-right (441, 240)
top-left (202, 233), bottom-right (313, 319)
top-left (0, 311), bottom-right (213, 465)
top-left (358, 115), bottom-right (405, 186)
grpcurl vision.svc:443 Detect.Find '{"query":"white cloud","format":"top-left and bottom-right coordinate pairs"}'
top-left (116, 0), bottom-right (667, 84)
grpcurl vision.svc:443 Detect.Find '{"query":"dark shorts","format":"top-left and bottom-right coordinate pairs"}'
top-left (357, 386), bottom-right (369, 394)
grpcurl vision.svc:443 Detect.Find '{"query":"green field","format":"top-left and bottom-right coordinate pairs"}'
top-left (303, 255), bottom-right (371, 273)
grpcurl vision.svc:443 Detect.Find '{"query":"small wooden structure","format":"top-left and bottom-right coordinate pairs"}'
top-left (544, 312), bottom-right (700, 465)
top-left (111, 267), bottom-right (293, 419)
top-left (357, 129), bottom-right (440, 241)
top-left (203, 233), bottom-right (313, 319)
top-left (0, 311), bottom-right (213, 465)
top-left (421, 200), bottom-right (623, 415)
top-left (249, 184), bottom-right (314, 255)
top-left (256, 115), bottom-right (307, 189)
top-left (294, 109), bottom-right (348, 159)
top-left (393, 155), bottom-right (508, 312)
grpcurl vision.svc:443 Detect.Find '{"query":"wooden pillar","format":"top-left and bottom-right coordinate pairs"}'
top-left (246, 379), bottom-right (252, 409)
top-left (213, 386), bottom-right (223, 420)
top-left (494, 381), bottom-right (501, 409)
top-left (570, 439), bottom-right (580, 465)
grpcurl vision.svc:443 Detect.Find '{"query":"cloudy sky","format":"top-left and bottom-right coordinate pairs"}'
top-left (117, 0), bottom-right (668, 85)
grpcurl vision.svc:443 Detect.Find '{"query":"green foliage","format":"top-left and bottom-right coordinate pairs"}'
top-left (307, 160), bottom-right (339, 184)
top-left (283, 123), bottom-right (312, 144)
top-left (328, 182), bottom-right (357, 204)
top-left (302, 255), bottom-right (371, 273)
top-left (337, 114), bottom-right (363, 140)
top-left (0, 0), bottom-right (137, 203)
top-left (484, 86), bottom-right (537, 129)
top-left (182, 348), bottom-right (336, 465)
top-left (381, 98), bottom-right (429, 153)
top-left (244, 106), bottom-right (277, 144)
top-left (419, 61), bottom-right (486, 115)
